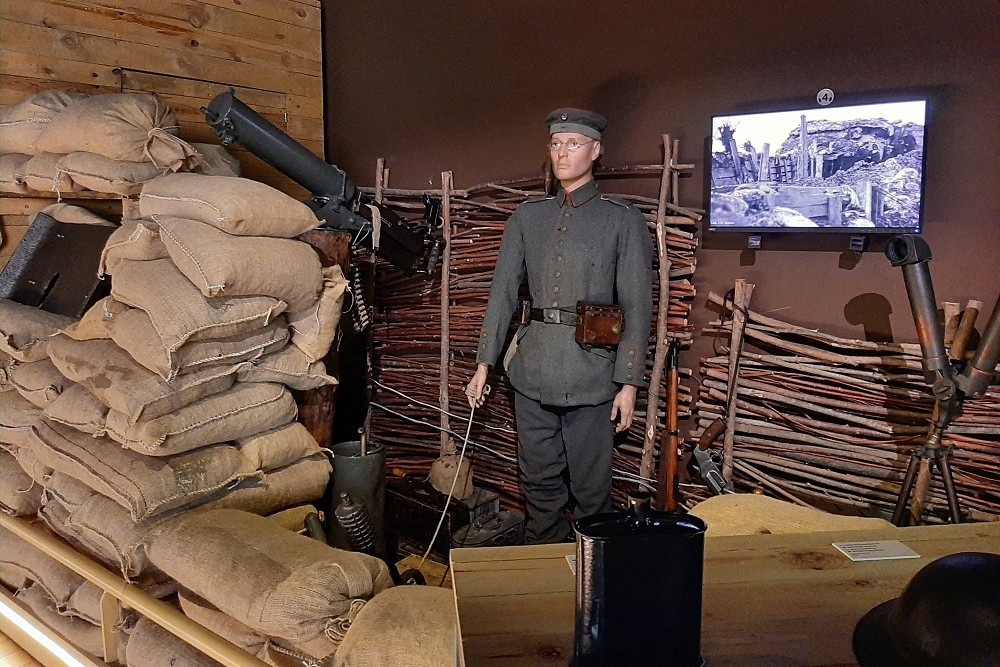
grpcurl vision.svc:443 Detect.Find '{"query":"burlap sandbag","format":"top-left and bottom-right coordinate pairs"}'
top-left (32, 93), bottom-right (200, 171)
top-left (0, 391), bottom-right (42, 448)
top-left (238, 346), bottom-right (337, 390)
top-left (178, 590), bottom-right (268, 658)
top-left (126, 616), bottom-right (224, 667)
top-left (60, 296), bottom-right (126, 341)
top-left (0, 90), bottom-right (87, 155)
top-left (158, 216), bottom-right (323, 311)
top-left (22, 152), bottom-right (82, 193)
top-left (39, 203), bottom-right (116, 226)
top-left (0, 153), bottom-right (31, 193)
top-left (190, 143), bottom-right (241, 177)
top-left (688, 493), bottom-right (896, 537)
top-left (31, 420), bottom-right (259, 521)
top-left (288, 265), bottom-right (347, 362)
top-left (98, 219), bottom-right (168, 277)
top-left (111, 258), bottom-right (287, 350)
top-left (0, 524), bottom-right (86, 607)
top-left (58, 151), bottom-right (163, 195)
top-left (42, 384), bottom-right (109, 435)
top-left (65, 581), bottom-right (104, 625)
top-left (0, 450), bottom-right (42, 515)
top-left (139, 173), bottom-right (319, 237)
top-left (333, 585), bottom-right (457, 667)
top-left (0, 298), bottom-right (76, 362)
top-left (103, 382), bottom-right (298, 456)
top-left (236, 422), bottom-right (322, 473)
top-left (16, 585), bottom-right (104, 657)
top-left (179, 591), bottom-right (338, 666)
top-left (47, 335), bottom-right (241, 424)
top-left (205, 455), bottom-right (332, 517)
top-left (145, 509), bottom-right (393, 644)
top-left (39, 484), bottom-right (151, 579)
top-left (108, 307), bottom-right (289, 380)
top-left (9, 358), bottom-right (72, 407)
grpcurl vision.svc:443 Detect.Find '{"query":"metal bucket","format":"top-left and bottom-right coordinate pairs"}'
top-left (574, 494), bottom-right (707, 666)
top-left (326, 438), bottom-right (386, 557)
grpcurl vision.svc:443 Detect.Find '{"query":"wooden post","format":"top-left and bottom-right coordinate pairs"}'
top-left (950, 300), bottom-right (982, 361)
top-left (722, 279), bottom-right (754, 483)
top-left (758, 143), bottom-right (770, 182)
top-left (439, 170), bottom-right (453, 457)
top-left (798, 115), bottom-right (808, 182)
top-left (640, 135), bottom-right (674, 481)
top-left (828, 191), bottom-right (842, 226)
top-left (727, 136), bottom-right (745, 183)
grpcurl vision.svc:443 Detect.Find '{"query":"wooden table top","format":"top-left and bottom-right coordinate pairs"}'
top-left (451, 521), bottom-right (1000, 667)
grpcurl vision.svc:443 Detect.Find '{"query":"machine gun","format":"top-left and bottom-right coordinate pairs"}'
top-left (202, 90), bottom-right (442, 274)
top-left (886, 235), bottom-right (1000, 524)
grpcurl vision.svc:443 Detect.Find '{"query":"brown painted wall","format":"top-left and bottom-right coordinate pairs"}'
top-left (324, 0), bottom-right (1000, 382)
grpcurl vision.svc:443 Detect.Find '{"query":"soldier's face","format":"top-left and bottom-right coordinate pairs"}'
top-left (550, 132), bottom-right (600, 184)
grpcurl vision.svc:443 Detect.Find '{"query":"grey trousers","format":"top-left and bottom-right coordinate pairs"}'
top-left (514, 391), bottom-right (615, 544)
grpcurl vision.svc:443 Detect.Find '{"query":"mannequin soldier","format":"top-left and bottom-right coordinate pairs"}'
top-left (466, 108), bottom-right (654, 543)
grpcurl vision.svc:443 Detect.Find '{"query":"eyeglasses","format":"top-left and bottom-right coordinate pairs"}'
top-left (548, 138), bottom-right (595, 153)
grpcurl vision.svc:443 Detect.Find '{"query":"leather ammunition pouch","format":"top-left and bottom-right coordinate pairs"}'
top-left (525, 300), bottom-right (623, 348)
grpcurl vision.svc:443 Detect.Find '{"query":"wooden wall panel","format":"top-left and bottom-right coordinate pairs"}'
top-left (0, 0), bottom-right (324, 269)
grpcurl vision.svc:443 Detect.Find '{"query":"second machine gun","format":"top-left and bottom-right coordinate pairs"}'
top-left (202, 90), bottom-right (442, 274)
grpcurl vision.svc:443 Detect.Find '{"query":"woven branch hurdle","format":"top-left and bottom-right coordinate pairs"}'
top-left (690, 290), bottom-right (1000, 522)
top-left (365, 146), bottom-right (701, 510)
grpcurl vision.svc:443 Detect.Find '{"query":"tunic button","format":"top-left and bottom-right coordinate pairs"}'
top-left (627, 362), bottom-right (634, 368)
top-left (560, 226), bottom-right (567, 231)
top-left (628, 350), bottom-right (635, 356)
top-left (558, 240), bottom-right (564, 246)
top-left (554, 271), bottom-right (560, 277)
top-left (553, 286), bottom-right (560, 293)
top-left (556, 255), bottom-right (562, 261)
top-left (552, 302), bottom-right (558, 307)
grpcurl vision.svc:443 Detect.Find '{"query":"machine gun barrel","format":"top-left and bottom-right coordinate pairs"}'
top-left (202, 90), bottom-right (442, 274)
top-left (204, 90), bottom-right (355, 205)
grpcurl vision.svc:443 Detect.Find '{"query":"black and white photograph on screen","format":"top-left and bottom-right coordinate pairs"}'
top-left (709, 100), bottom-right (926, 231)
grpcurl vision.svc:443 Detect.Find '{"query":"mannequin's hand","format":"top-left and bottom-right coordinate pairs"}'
top-left (610, 385), bottom-right (638, 433)
top-left (465, 364), bottom-right (490, 408)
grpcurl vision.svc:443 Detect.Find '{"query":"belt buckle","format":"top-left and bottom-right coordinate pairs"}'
top-left (546, 308), bottom-right (563, 324)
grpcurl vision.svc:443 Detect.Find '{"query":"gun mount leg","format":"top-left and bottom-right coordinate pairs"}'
top-left (892, 446), bottom-right (962, 526)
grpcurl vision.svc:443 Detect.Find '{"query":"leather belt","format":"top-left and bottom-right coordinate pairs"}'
top-left (530, 307), bottom-right (578, 326)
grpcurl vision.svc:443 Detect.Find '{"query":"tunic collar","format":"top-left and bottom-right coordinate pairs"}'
top-left (557, 179), bottom-right (599, 208)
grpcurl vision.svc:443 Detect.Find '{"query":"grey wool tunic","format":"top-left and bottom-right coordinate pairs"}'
top-left (477, 179), bottom-right (654, 406)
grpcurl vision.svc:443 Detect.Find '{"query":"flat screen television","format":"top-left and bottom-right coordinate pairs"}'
top-left (708, 98), bottom-right (927, 233)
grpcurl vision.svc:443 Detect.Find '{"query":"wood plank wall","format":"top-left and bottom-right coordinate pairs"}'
top-left (0, 0), bottom-right (324, 269)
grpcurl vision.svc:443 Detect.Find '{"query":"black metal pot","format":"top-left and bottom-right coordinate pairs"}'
top-left (574, 493), bottom-right (707, 666)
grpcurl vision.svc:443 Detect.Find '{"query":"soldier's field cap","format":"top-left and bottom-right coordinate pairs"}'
top-left (546, 108), bottom-right (607, 140)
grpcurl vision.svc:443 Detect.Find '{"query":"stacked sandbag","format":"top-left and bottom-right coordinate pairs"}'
top-left (0, 90), bottom-right (241, 196)
top-left (0, 91), bottom-right (85, 194)
top-left (134, 172), bottom-right (347, 387)
top-left (147, 510), bottom-right (393, 664)
top-left (17, 172), bottom-right (342, 587)
top-left (0, 522), bottom-right (140, 659)
top-left (0, 299), bottom-right (76, 515)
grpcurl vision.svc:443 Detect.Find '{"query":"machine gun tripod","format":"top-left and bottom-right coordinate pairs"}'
top-left (886, 235), bottom-right (1000, 525)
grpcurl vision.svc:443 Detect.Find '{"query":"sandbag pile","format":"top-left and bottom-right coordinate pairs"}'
top-left (0, 90), bottom-right (238, 197)
top-left (0, 150), bottom-right (361, 664)
top-left (147, 509), bottom-right (393, 664)
top-left (0, 523), bottom-right (173, 660)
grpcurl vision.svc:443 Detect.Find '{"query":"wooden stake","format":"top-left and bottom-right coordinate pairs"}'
top-left (640, 135), bottom-right (674, 481)
top-left (722, 279), bottom-right (754, 483)
top-left (440, 170), bottom-right (453, 456)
